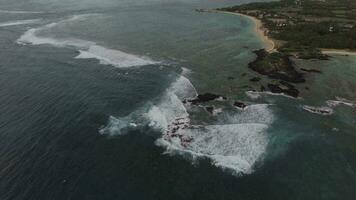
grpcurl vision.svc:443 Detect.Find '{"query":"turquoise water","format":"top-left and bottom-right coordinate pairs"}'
top-left (0, 0), bottom-right (355, 199)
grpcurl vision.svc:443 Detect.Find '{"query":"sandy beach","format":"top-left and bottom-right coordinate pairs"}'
top-left (210, 10), bottom-right (276, 52)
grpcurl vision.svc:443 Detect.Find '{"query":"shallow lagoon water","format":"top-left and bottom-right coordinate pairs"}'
top-left (0, 0), bottom-right (355, 199)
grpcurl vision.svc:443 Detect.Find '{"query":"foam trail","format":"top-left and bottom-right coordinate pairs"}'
top-left (303, 105), bottom-right (333, 115)
top-left (76, 45), bottom-right (157, 68)
top-left (99, 116), bottom-right (139, 136)
top-left (0, 10), bottom-right (42, 14)
top-left (245, 90), bottom-right (300, 100)
top-left (0, 19), bottom-right (40, 27)
top-left (326, 97), bottom-right (356, 108)
top-left (17, 14), bottom-right (157, 68)
top-left (17, 15), bottom-right (98, 47)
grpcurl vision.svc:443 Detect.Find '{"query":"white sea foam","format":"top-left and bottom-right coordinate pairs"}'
top-left (156, 123), bottom-right (270, 175)
top-left (100, 74), bottom-right (195, 136)
top-left (17, 14), bottom-right (157, 68)
top-left (99, 75), bottom-right (273, 175)
top-left (100, 73), bottom-right (274, 174)
top-left (302, 105), bottom-right (333, 115)
top-left (220, 104), bottom-right (275, 125)
top-left (326, 97), bottom-right (356, 108)
top-left (157, 103), bottom-right (274, 175)
top-left (99, 116), bottom-right (138, 136)
top-left (146, 92), bottom-right (189, 131)
top-left (76, 45), bottom-right (157, 68)
top-left (145, 75), bottom-right (196, 131)
top-left (0, 10), bottom-right (42, 14)
top-left (245, 90), bottom-right (301, 100)
top-left (0, 19), bottom-right (40, 27)
top-left (170, 75), bottom-right (197, 100)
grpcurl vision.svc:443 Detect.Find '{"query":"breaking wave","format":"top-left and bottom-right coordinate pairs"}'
top-left (155, 103), bottom-right (274, 175)
top-left (17, 14), bottom-right (157, 68)
top-left (302, 105), bottom-right (333, 115)
top-left (156, 123), bottom-right (269, 174)
top-left (100, 72), bottom-right (274, 175)
top-left (326, 97), bottom-right (356, 108)
top-left (75, 45), bottom-right (156, 68)
top-left (0, 19), bottom-right (41, 27)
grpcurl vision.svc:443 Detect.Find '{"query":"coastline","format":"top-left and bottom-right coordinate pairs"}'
top-left (321, 49), bottom-right (356, 56)
top-left (209, 10), bottom-right (276, 53)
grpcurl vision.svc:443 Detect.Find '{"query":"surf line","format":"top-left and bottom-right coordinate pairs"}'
top-left (17, 14), bottom-right (157, 68)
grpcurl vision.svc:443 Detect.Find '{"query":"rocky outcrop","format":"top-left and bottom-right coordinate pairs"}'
top-left (249, 49), bottom-right (305, 83)
top-left (267, 83), bottom-right (299, 98)
top-left (187, 93), bottom-right (227, 105)
top-left (233, 101), bottom-right (247, 109)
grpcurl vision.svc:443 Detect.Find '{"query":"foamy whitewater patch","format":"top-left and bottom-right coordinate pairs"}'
top-left (326, 97), bottom-right (356, 108)
top-left (157, 103), bottom-right (274, 175)
top-left (0, 10), bottom-right (42, 14)
top-left (156, 122), bottom-right (270, 175)
top-left (100, 74), bottom-right (195, 136)
top-left (0, 19), bottom-right (41, 27)
top-left (17, 14), bottom-right (157, 68)
top-left (100, 73), bottom-right (273, 175)
top-left (170, 75), bottom-right (197, 100)
top-left (220, 104), bottom-right (275, 125)
top-left (146, 91), bottom-right (190, 131)
top-left (245, 91), bottom-right (301, 100)
top-left (76, 45), bottom-right (156, 68)
top-left (303, 105), bottom-right (333, 115)
top-left (99, 116), bottom-right (139, 136)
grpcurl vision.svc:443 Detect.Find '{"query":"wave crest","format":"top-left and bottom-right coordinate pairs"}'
top-left (17, 14), bottom-right (157, 68)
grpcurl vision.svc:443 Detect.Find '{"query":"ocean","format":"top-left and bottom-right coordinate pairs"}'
top-left (0, 0), bottom-right (356, 199)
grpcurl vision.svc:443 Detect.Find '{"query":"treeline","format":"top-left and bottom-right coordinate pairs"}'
top-left (217, 0), bottom-right (296, 12)
top-left (274, 22), bottom-right (356, 49)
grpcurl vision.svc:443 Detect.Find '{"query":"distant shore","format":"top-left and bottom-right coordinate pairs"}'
top-left (208, 10), bottom-right (356, 56)
top-left (321, 49), bottom-right (356, 56)
top-left (209, 9), bottom-right (276, 52)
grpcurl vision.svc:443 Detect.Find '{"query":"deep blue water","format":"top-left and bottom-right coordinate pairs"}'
top-left (0, 0), bottom-right (356, 200)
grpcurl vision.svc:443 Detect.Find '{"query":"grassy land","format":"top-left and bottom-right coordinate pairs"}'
top-left (218, 0), bottom-right (356, 56)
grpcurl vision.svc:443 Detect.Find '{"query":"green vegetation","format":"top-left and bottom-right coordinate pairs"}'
top-left (214, 0), bottom-right (356, 88)
top-left (248, 49), bottom-right (305, 83)
top-left (218, 0), bottom-right (356, 55)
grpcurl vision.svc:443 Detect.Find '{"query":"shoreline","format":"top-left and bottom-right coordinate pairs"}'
top-left (207, 10), bottom-right (356, 56)
top-left (321, 48), bottom-right (356, 56)
top-left (209, 10), bottom-right (276, 53)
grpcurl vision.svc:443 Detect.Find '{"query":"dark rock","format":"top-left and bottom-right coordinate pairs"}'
top-left (234, 101), bottom-right (247, 109)
top-left (260, 85), bottom-right (266, 92)
top-left (205, 106), bottom-right (214, 114)
top-left (283, 88), bottom-right (299, 98)
top-left (241, 73), bottom-right (247, 77)
top-left (227, 76), bottom-right (235, 80)
top-left (250, 77), bottom-right (261, 82)
top-left (279, 80), bottom-right (295, 89)
top-left (189, 93), bottom-right (227, 104)
top-left (267, 83), bottom-right (299, 98)
top-left (267, 84), bottom-right (283, 93)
